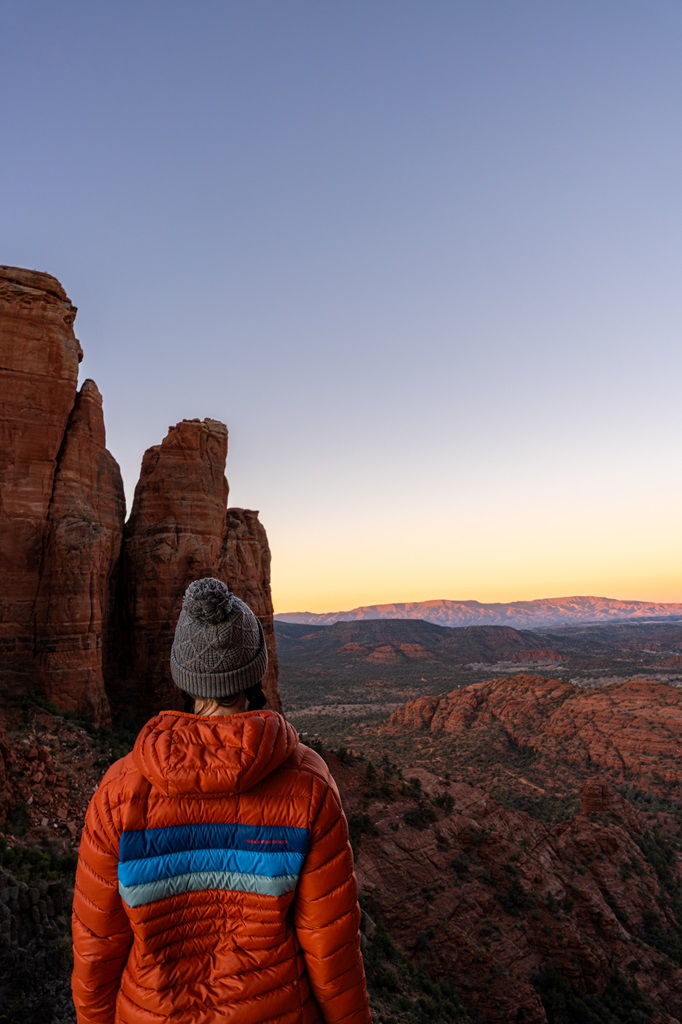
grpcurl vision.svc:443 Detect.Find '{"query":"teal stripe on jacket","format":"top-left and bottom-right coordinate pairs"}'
top-left (119, 870), bottom-right (300, 908)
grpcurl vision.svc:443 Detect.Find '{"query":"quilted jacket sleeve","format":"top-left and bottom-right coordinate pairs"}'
top-left (294, 779), bottom-right (372, 1024)
top-left (71, 776), bottom-right (133, 1024)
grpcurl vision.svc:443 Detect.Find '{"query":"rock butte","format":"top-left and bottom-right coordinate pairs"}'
top-left (0, 266), bottom-right (279, 724)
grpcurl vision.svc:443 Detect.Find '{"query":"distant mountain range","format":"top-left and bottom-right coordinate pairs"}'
top-left (275, 595), bottom-right (682, 629)
top-left (275, 618), bottom-right (551, 666)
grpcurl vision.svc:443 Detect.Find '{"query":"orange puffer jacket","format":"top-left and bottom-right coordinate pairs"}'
top-left (72, 709), bottom-right (372, 1024)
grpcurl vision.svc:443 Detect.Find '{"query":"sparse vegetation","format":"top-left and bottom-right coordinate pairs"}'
top-left (361, 901), bottom-right (472, 1023)
top-left (534, 965), bottom-right (656, 1023)
top-left (0, 838), bottom-right (76, 884)
top-left (347, 812), bottom-right (378, 855)
top-left (403, 801), bottom-right (437, 830)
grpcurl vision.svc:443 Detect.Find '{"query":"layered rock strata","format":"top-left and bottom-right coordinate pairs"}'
top-left (34, 380), bottom-right (126, 722)
top-left (0, 268), bottom-right (82, 689)
top-left (0, 267), bottom-right (280, 723)
top-left (390, 674), bottom-right (682, 791)
top-left (331, 750), bottom-right (682, 1024)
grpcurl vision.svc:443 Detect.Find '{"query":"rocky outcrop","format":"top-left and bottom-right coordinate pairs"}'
top-left (331, 754), bottom-right (682, 1024)
top-left (116, 419), bottom-right (230, 716)
top-left (0, 268), bottom-right (280, 723)
top-left (0, 724), bottom-right (13, 823)
top-left (222, 508), bottom-right (280, 711)
top-left (34, 380), bottom-right (125, 723)
top-left (116, 419), bottom-right (280, 718)
top-left (390, 674), bottom-right (682, 791)
top-left (0, 267), bottom-right (82, 691)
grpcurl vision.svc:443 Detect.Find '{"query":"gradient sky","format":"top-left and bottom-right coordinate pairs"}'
top-left (3, 1), bottom-right (681, 611)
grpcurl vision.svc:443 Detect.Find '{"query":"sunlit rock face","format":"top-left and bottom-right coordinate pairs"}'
top-left (0, 267), bottom-right (83, 692)
top-left (0, 268), bottom-right (280, 723)
top-left (115, 419), bottom-right (280, 718)
top-left (391, 674), bottom-right (682, 790)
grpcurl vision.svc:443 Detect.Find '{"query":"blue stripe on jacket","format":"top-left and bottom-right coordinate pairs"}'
top-left (120, 823), bottom-right (309, 861)
top-left (117, 823), bottom-right (309, 907)
top-left (118, 846), bottom-right (306, 886)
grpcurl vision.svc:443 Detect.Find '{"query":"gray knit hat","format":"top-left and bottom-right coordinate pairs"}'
top-left (170, 578), bottom-right (268, 698)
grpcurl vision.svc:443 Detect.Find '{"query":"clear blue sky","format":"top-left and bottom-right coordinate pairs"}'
top-left (3, 1), bottom-right (681, 610)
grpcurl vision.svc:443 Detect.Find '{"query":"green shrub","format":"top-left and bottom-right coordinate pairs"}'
top-left (434, 792), bottom-right (455, 813)
top-left (0, 838), bottom-right (76, 883)
top-left (4, 802), bottom-right (30, 838)
top-left (404, 802), bottom-right (437, 830)
top-left (496, 865), bottom-right (534, 915)
top-left (348, 813), bottom-right (378, 855)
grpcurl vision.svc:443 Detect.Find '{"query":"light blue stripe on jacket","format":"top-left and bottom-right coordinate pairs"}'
top-left (119, 870), bottom-right (299, 908)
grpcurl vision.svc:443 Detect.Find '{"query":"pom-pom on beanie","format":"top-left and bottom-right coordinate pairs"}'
top-left (170, 578), bottom-right (268, 698)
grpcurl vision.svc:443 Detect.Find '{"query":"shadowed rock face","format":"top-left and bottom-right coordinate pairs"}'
top-left (0, 268), bottom-right (280, 723)
top-left (331, 753), bottom-right (682, 1024)
top-left (0, 267), bottom-right (82, 690)
top-left (222, 508), bottom-right (281, 712)
top-left (35, 380), bottom-right (126, 723)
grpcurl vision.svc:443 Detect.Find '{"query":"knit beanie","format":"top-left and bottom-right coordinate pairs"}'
top-left (170, 578), bottom-right (268, 698)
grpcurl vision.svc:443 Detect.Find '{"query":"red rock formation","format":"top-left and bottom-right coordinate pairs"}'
top-left (118, 419), bottom-right (280, 717)
top-left (391, 674), bottom-right (682, 791)
top-left (34, 380), bottom-right (125, 724)
top-left (222, 508), bottom-right (281, 711)
top-left (331, 754), bottom-right (682, 1024)
top-left (0, 268), bottom-right (281, 722)
top-left (0, 267), bottom-right (81, 690)
top-left (0, 723), bottom-right (13, 823)
top-left (506, 648), bottom-right (567, 663)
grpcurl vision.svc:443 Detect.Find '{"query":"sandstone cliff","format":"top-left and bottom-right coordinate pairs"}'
top-left (222, 508), bottom-right (280, 710)
top-left (0, 267), bottom-right (280, 723)
top-left (116, 419), bottom-right (281, 717)
top-left (0, 267), bottom-right (82, 691)
top-left (35, 380), bottom-right (125, 723)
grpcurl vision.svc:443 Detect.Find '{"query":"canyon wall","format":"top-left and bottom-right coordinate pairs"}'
top-left (0, 266), bottom-right (279, 723)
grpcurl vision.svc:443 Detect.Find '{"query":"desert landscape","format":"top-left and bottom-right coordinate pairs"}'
top-left (1, 269), bottom-right (681, 1023)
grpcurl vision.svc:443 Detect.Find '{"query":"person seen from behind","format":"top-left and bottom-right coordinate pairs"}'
top-left (71, 577), bottom-right (372, 1023)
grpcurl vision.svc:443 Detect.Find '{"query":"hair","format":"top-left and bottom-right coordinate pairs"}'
top-left (180, 681), bottom-right (267, 716)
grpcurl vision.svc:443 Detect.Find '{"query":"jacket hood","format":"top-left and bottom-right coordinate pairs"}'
top-left (133, 710), bottom-right (300, 797)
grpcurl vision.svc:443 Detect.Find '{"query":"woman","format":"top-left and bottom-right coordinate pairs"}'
top-left (72, 577), bottom-right (371, 1024)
